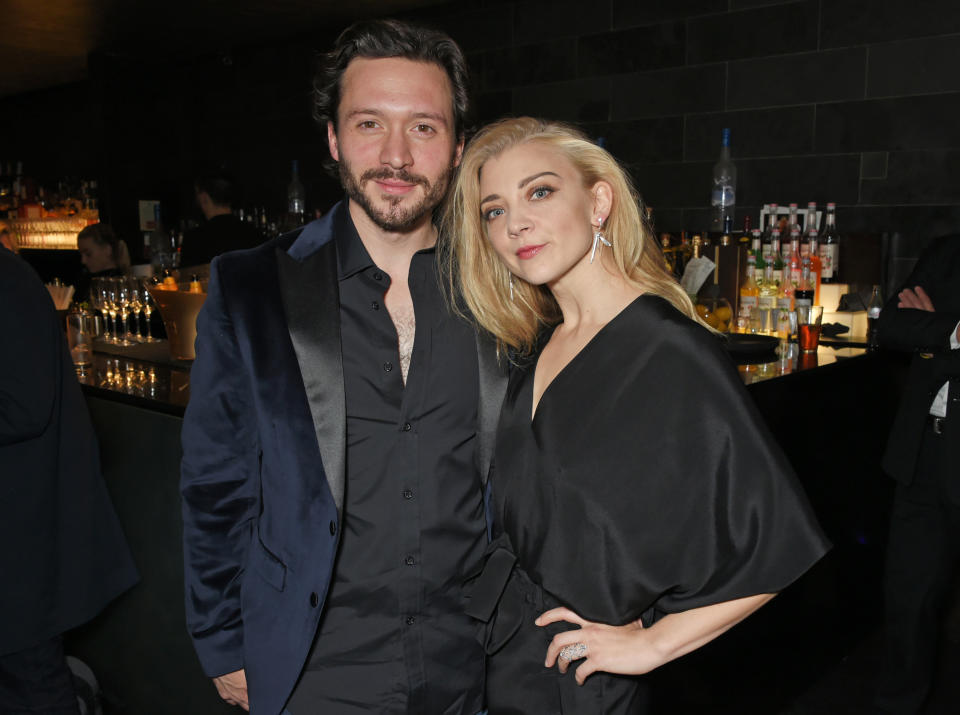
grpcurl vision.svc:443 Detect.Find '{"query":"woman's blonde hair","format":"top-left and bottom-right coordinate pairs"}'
top-left (440, 116), bottom-right (705, 356)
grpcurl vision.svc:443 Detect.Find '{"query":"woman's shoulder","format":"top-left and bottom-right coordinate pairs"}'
top-left (619, 294), bottom-right (723, 354)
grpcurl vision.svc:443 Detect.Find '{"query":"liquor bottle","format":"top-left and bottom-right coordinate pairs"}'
top-left (802, 202), bottom-right (817, 258)
top-left (770, 229), bottom-right (784, 287)
top-left (784, 204), bottom-right (800, 258)
top-left (288, 159), bottom-right (306, 224)
top-left (795, 257), bottom-right (814, 313)
top-left (752, 231), bottom-right (766, 276)
top-left (807, 228), bottom-right (823, 305)
top-left (787, 230), bottom-right (802, 295)
top-left (740, 261), bottom-right (759, 330)
top-left (761, 204), bottom-right (778, 261)
top-left (819, 202), bottom-right (840, 283)
top-left (709, 128), bottom-right (737, 234)
top-left (867, 285), bottom-right (883, 349)
top-left (758, 261), bottom-right (778, 334)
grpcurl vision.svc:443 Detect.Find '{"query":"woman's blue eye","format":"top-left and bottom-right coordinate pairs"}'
top-left (531, 186), bottom-right (552, 200)
top-left (484, 208), bottom-right (504, 221)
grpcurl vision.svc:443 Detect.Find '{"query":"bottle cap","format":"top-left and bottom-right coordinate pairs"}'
top-left (827, 202), bottom-right (836, 209)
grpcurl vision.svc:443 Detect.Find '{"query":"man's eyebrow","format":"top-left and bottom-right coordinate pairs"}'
top-left (342, 109), bottom-right (449, 127)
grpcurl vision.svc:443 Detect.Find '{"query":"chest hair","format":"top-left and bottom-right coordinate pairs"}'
top-left (389, 304), bottom-right (416, 385)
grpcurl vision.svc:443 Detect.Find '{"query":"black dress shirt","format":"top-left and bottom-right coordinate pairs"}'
top-left (286, 208), bottom-right (486, 714)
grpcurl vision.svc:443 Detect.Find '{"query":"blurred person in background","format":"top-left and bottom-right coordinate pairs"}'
top-left (179, 169), bottom-right (263, 267)
top-left (0, 220), bottom-right (16, 252)
top-left (0, 241), bottom-right (138, 713)
top-left (75, 222), bottom-right (129, 304)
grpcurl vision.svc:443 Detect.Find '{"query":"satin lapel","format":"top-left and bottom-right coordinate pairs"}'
top-left (476, 331), bottom-right (508, 485)
top-left (276, 241), bottom-right (346, 515)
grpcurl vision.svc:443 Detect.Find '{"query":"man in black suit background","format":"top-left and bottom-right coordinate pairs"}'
top-left (875, 235), bottom-right (960, 714)
top-left (0, 245), bottom-right (138, 712)
top-left (179, 170), bottom-right (263, 267)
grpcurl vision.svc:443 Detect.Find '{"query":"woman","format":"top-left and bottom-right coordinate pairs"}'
top-left (76, 222), bottom-right (129, 303)
top-left (442, 118), bottom-right (830, 714)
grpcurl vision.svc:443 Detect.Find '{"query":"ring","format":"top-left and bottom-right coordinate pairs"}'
top-left (559, 642), bottom-right (587, 662)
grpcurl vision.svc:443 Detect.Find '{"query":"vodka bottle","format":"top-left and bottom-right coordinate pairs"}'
top-left (287, 160), bottom-right (306, 223)
top-left (709, 128), bottom-right (737, 234)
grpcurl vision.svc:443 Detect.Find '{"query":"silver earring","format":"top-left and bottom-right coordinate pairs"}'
top-left (509, 275), bottom-right (515, 301)
top-left (590, 220), bottom-right (612, 264)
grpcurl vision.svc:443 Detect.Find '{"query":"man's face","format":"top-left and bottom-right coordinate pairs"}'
top-left (328, 57), bottom-right (464, 233)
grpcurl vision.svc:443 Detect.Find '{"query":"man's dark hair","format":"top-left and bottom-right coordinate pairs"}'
top-left (313, 19), bottom-right (471, 155)
top-left (194, 171), bottom-right (236, 209)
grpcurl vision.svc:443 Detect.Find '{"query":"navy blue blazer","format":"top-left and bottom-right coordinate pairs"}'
top-left (181, 202), bottom-right (507, 715)
top-left (0, 247), bottom-right (138, 656)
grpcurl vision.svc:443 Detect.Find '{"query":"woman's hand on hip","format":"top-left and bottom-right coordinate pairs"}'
top-left (536, 607), bottom-right (654, 685)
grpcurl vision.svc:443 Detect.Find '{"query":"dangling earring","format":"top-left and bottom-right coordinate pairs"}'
top-left (509, 274), bottom-right (515, 301)
top-left (590, 217), bottom-right (612, 264)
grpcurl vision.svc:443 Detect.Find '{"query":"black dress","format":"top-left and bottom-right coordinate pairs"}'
top-left (468, 295), bottom-right (830, 715)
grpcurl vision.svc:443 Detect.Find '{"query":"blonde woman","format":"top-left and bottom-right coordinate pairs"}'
top-left (442, 118), bottom-right (830, 714)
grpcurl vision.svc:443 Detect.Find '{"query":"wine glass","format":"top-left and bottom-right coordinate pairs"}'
top-left (138, 277), bottom-right (161, 342)
top-left (106, 278), bottom-right (134, 347)
top-left (126, 277), bottom-right (144, 341)
top-left (114, 277), bottom-right (137, 345)
top-left (91, 277), bottom-right (115, 343)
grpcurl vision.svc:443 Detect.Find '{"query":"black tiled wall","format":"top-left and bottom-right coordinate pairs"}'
top-left (3, 0), bottom-right (958, 286)
top-left (412, 0), bottom-right (960, 285)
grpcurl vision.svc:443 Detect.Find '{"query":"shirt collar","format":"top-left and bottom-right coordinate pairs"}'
top-left (334, 199), bottom-right (439, 281)
top-left (334, 200), bottom-right (375, 281)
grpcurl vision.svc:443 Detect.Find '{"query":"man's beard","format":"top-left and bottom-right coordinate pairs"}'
top-left (339, 160), bottom-right (453, 233)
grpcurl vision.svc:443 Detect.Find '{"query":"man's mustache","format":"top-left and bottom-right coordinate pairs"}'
top-left (360, 168), bottom-right (431, 188)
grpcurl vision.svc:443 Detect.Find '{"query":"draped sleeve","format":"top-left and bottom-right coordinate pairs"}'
top-left (493, 295), bottom-right (830, 626)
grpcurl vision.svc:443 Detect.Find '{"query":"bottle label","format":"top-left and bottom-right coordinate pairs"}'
top-left (819, 245), bottom-right (839, 278)
top-left (740, 295), bottom-right (758, 312)
top-left (777, 296), bottom-right (792, 310)
top-left (758, 295), bottom-right (776, 310)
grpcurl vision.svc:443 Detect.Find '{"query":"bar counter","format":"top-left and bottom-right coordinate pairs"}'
top-left (70, 338), bottom-right (903, 714)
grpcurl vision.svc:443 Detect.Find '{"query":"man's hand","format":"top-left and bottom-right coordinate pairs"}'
top-left (214, 669), bottom-right (249, 710)
top-left (898, 286), bottom-right (935, 312)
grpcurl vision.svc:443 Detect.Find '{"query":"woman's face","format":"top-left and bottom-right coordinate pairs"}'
top-left (78, 236), bottom-right (115, 273)
top-left (478, 142), bottom-right (609, 288)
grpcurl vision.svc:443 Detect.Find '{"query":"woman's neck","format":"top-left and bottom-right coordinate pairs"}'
top-left (548, 253), bottom-right (642, 337)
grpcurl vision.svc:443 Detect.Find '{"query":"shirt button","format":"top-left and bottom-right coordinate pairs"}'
top-left (310, 592), bottom-right (319, 608)
top-left (383, 362), bottom-right (393, 372)
top-left (371, 301), bottom-right (380, 311)
top-left (373, 271), bottom-right (383, 281)
top-left (406, 616), bottom-right (416, 626)
top-left (402, 422), bottom-right (412, 432)
top-left (329, 520), bottom-right (337, 536)
top-left (405, 555), bottom-right (416, 566)
top-left (402, 489), bottom-right (414, 500)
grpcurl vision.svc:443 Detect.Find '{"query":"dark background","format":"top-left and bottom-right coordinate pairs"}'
top-left (1, 0), bottom-right (958, 288)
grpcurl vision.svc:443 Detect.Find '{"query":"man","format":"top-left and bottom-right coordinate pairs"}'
top-left (0, 243), bottom-right (138, 712)
top-left (179, 170), bottom-right (263, 267)
top-left (180, 19), bottom-right (506, 715)
top-left (875, 235), bottom-right (960, 713)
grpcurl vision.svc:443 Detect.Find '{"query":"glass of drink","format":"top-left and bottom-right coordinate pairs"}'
top-left (66, 312), bottom-right (98, 367)
top-left (796, 305), bottom-right (824, 353)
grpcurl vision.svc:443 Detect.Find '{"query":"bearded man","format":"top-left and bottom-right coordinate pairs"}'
top-left (180, 19), bottom-right (505, 715)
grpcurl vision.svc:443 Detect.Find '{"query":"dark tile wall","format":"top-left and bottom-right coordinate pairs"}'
top-left (412, 0), bottom-right (960, 286)
top-left (2, 0), bottom-right (958, 285)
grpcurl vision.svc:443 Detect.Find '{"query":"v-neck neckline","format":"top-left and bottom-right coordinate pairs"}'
top-left (529, 294), bottom-right (647, 423)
